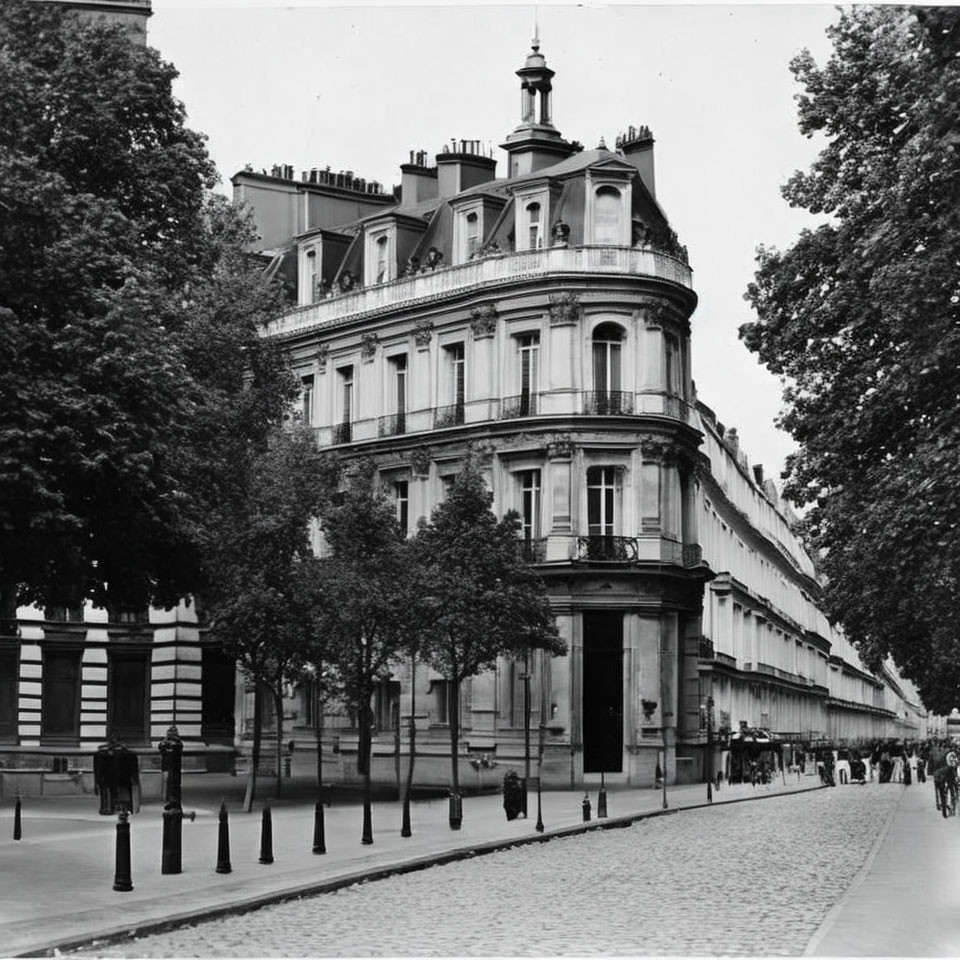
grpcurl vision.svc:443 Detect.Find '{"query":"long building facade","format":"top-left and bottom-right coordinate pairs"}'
top-left (234, 40), bottom-right (928, 789)
top-left (0, 37), bottom-right (929, 796)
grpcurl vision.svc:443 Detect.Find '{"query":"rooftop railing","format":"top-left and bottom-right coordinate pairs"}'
top-left (264, 245), bottom-right (694, 338)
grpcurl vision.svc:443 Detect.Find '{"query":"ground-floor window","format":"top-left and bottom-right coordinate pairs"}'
top-left (202, 646), bottom-right (236, 744)
top-left (374, 679), bottom-right (401, 732)
top-left (108, 649), bottom-right (150, 744)
top-left (432, 679), bottom-right (454, 725)
top-left (41, 647), bottom-right (82, 744)
top-left (0, 644), bottom-right (18, 741)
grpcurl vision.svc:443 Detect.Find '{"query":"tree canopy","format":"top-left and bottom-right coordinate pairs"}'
top-left (0, 0), bottom-right (296, 615)
top-left (740, 7), bottom-right (960, 713)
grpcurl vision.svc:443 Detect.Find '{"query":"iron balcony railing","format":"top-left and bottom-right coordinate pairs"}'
top-left (499, 393), bottom-right (539, 420)
top-left (434, 402), bottom-right (465, 429)
top-left (332, 421), bottom-right (352, 444)
top-left (581, 391), bottom-right (635, 416)
top-left (698, 637), bottom-right (715, 660)
top-left (576, 535), bottom-right (639, 563)
top-left (378, 413), bottom-right (406, 437)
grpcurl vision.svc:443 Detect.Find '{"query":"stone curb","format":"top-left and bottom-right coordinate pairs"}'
top-left (18, 783), bottom-right (826, 958)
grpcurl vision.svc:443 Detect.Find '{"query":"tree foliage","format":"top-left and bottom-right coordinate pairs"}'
top-left (0, 0), bottom-right (296, 614)
top-left (740, 7), bottom-right (960, 712)
top-left (202, 426), bottom-right (336, 804)
top-left (412, 461), bottom-right (564, 796)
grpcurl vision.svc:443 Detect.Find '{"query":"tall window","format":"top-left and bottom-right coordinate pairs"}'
top-left (375, 235), bottom-right (389, 284)
top-left (587, 466), bottom-right (618, 537)
top-left (374, 680), bottom-right (401, 732)
top-left (466, 212), bottom-right (480, 257)
top-left (518, 333), bottom-right (539, 415)
top-left (592, 323), bottom-right (624, 413)
top-left (390, 354), bottom-right (407, 430)
top-left (44, 605), bottom-right (84, 622)
top-left (433, 679), bottom-right (454, 724)
top-left (526, 202), bottom-right (542, 250)
top-left (336, 366), bottom-right (354, 444)
top-left (519, 470), bottom-right (541, 542)
top-left (0, 645), bottom-right (18, 741)
top-left (394, 480), bottom-right (409, 534)
top-left (41, 648), bottom-right (81, 742)
top-left (593, 186), bottom-right (623, 245)
top-left (665, 333), bottom-right (681, 397)
top-left (301, 375), bottom-right (314, 426)
top-left (447, 343), bottom-right (465, 409)
top-left (640, 462), bottom-right (661, 529)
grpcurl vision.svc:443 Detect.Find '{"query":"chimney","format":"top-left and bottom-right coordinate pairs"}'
top-left (725, 426), bottom-right (739, 457)
top-left (753, 464), bottom-right (764, 486)
top-left (435, 140), bottom-right (497, 199)
top-left (616, 124), bottom-right (656, 199)
top-left (400, 150), bottom-right (438, 206)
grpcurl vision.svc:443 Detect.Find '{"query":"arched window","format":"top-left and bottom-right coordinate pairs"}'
top-left (526, 202), bottom-right (542, 250)
top-left (592, 322), bottom-right (624, 412)
top-left (466, 212), bottom-right (480, 257)
top-left (593, 186), bottom-right (622, 245)
top-left (375, 235), bottom-right (389, 284)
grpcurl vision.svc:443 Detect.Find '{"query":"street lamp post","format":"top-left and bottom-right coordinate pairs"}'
top-left (706, 696), bottom-right (714, 804)
top-left (535, 720), bottom-right (545, 832)
top-left (522, 651), bottom-right (531, 818)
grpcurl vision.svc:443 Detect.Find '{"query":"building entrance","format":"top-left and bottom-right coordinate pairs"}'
top-left (583, 611), bottom-right (624, 773)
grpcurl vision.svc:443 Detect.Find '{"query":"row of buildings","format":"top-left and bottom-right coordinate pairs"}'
top-left (0, 9), bottom-right (931, 796)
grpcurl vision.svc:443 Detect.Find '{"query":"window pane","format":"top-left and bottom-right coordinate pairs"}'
top-left (594, 188), bottom-right (621, 244)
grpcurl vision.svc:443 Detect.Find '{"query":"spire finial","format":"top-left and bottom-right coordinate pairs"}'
top-left (532, 6), bottom-right (540, 52)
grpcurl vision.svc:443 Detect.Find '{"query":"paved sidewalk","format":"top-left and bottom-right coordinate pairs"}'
top-left (0, 773), bottom-right (819, 957)
top-left (808, 779), bottom-right (960, 957)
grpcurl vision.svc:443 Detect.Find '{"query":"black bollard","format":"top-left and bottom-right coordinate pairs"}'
top-left (598, 771), bottom-right (608, 818)
top-left (448, 792), bottom-right (462, 831)
top-left (707, 777), bottom-right (713, 804)
top-left (582, 792), bottom-right (591, 822)
top-left (312, 800), bottom-right (326, 854)
top-left (535, 777), bottom-right (544, 833)
top-left (215, 800), bottom-right (232, 874)
top-left (361, 801), bottom-right (374, 846)
top-left (259, 806), bottom-right (274, 865)
top-left (401, 795), bottom-right (412, 838)
top-left (113, 810), bottom-right (133, 892)
top-left (13, 795), bottom-right (21, 841)
top-left (161, 806), bottom-right (183, 874)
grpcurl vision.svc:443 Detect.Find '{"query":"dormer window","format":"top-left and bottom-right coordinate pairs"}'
top-left (375, 236), bottom-right (388, 284)
top-left (526, 202), bottom-right (542, 250)
top-left (365, 225), bottom-right (396, 286)
top-left (466, 213), bottom-right (480, 257)
top-left (297, 238), bottom-right (323, 306)
top-left (592, 186), bottom-right (623, 245)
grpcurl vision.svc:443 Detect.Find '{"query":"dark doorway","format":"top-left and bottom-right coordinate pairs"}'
top-left (108, 650), bottom-right (150, 744)
top-left (202, 646), bottom-right (236, 744)
top-left (0, 644), bottom-right (19, 741)
top-left (583, 611), bottom-right (624, 773)
top-left (41, 647), bottom-right (82, 744)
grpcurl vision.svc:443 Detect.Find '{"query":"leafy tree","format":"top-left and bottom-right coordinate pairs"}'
top-left (412, 462), bottom-right (564, 826)
top-left (202, 426), bottom-right (336, 808)
top-left (740, 7), bottom-right (960, 712)
top-left (0, 0), bottom-right (295, 616)
top-left (311, 462), bottom-right (417, 844)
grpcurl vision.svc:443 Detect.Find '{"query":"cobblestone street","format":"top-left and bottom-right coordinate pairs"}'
top-left (70, 786), bottom-right (902, 957)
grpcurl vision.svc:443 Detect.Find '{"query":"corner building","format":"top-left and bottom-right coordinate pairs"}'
top-left (241, 41), bottom-right (927, 788)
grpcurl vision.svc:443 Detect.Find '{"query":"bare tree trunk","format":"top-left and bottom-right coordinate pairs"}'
top-left (274, 684), bottom-right (284, 799)
top-left (243, 681), bottom-right (262, 813)
top-left (315, 681), bottom-right (324, 793)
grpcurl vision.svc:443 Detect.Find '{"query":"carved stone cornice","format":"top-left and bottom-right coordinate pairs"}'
top-left (469, 302), bottom-right (498, 340)
top-left (548, 292), bottom-right (583, 327)
top-left (360, 332), bottom-right (379, 361)
top-left (315, 342), bottom-right (330, 373)
top-left (546, 434), bottom-right (575, 460)
top-left (413, 318), bottom-right (434, 349)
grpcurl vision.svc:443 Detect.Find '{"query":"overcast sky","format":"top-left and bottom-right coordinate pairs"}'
top-left (149, 1), bottom-right (840, 488)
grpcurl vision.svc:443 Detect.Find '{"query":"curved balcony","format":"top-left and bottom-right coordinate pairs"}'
top-left (264, 245), bottom-right (694, 339)
top-left (576, 535), bottom-right (640, 563)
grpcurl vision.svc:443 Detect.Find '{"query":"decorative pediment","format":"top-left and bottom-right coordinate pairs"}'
top-left (469, 302), bottom-right (498, 339)
top-left (315, 343), bottom-right (330, 373)
top-left (548, 292), bottom-right (582, 327)
top-left (360, 332), bottom-right (379, 361)
top-left (413, 318), bottom-right (434, 349)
